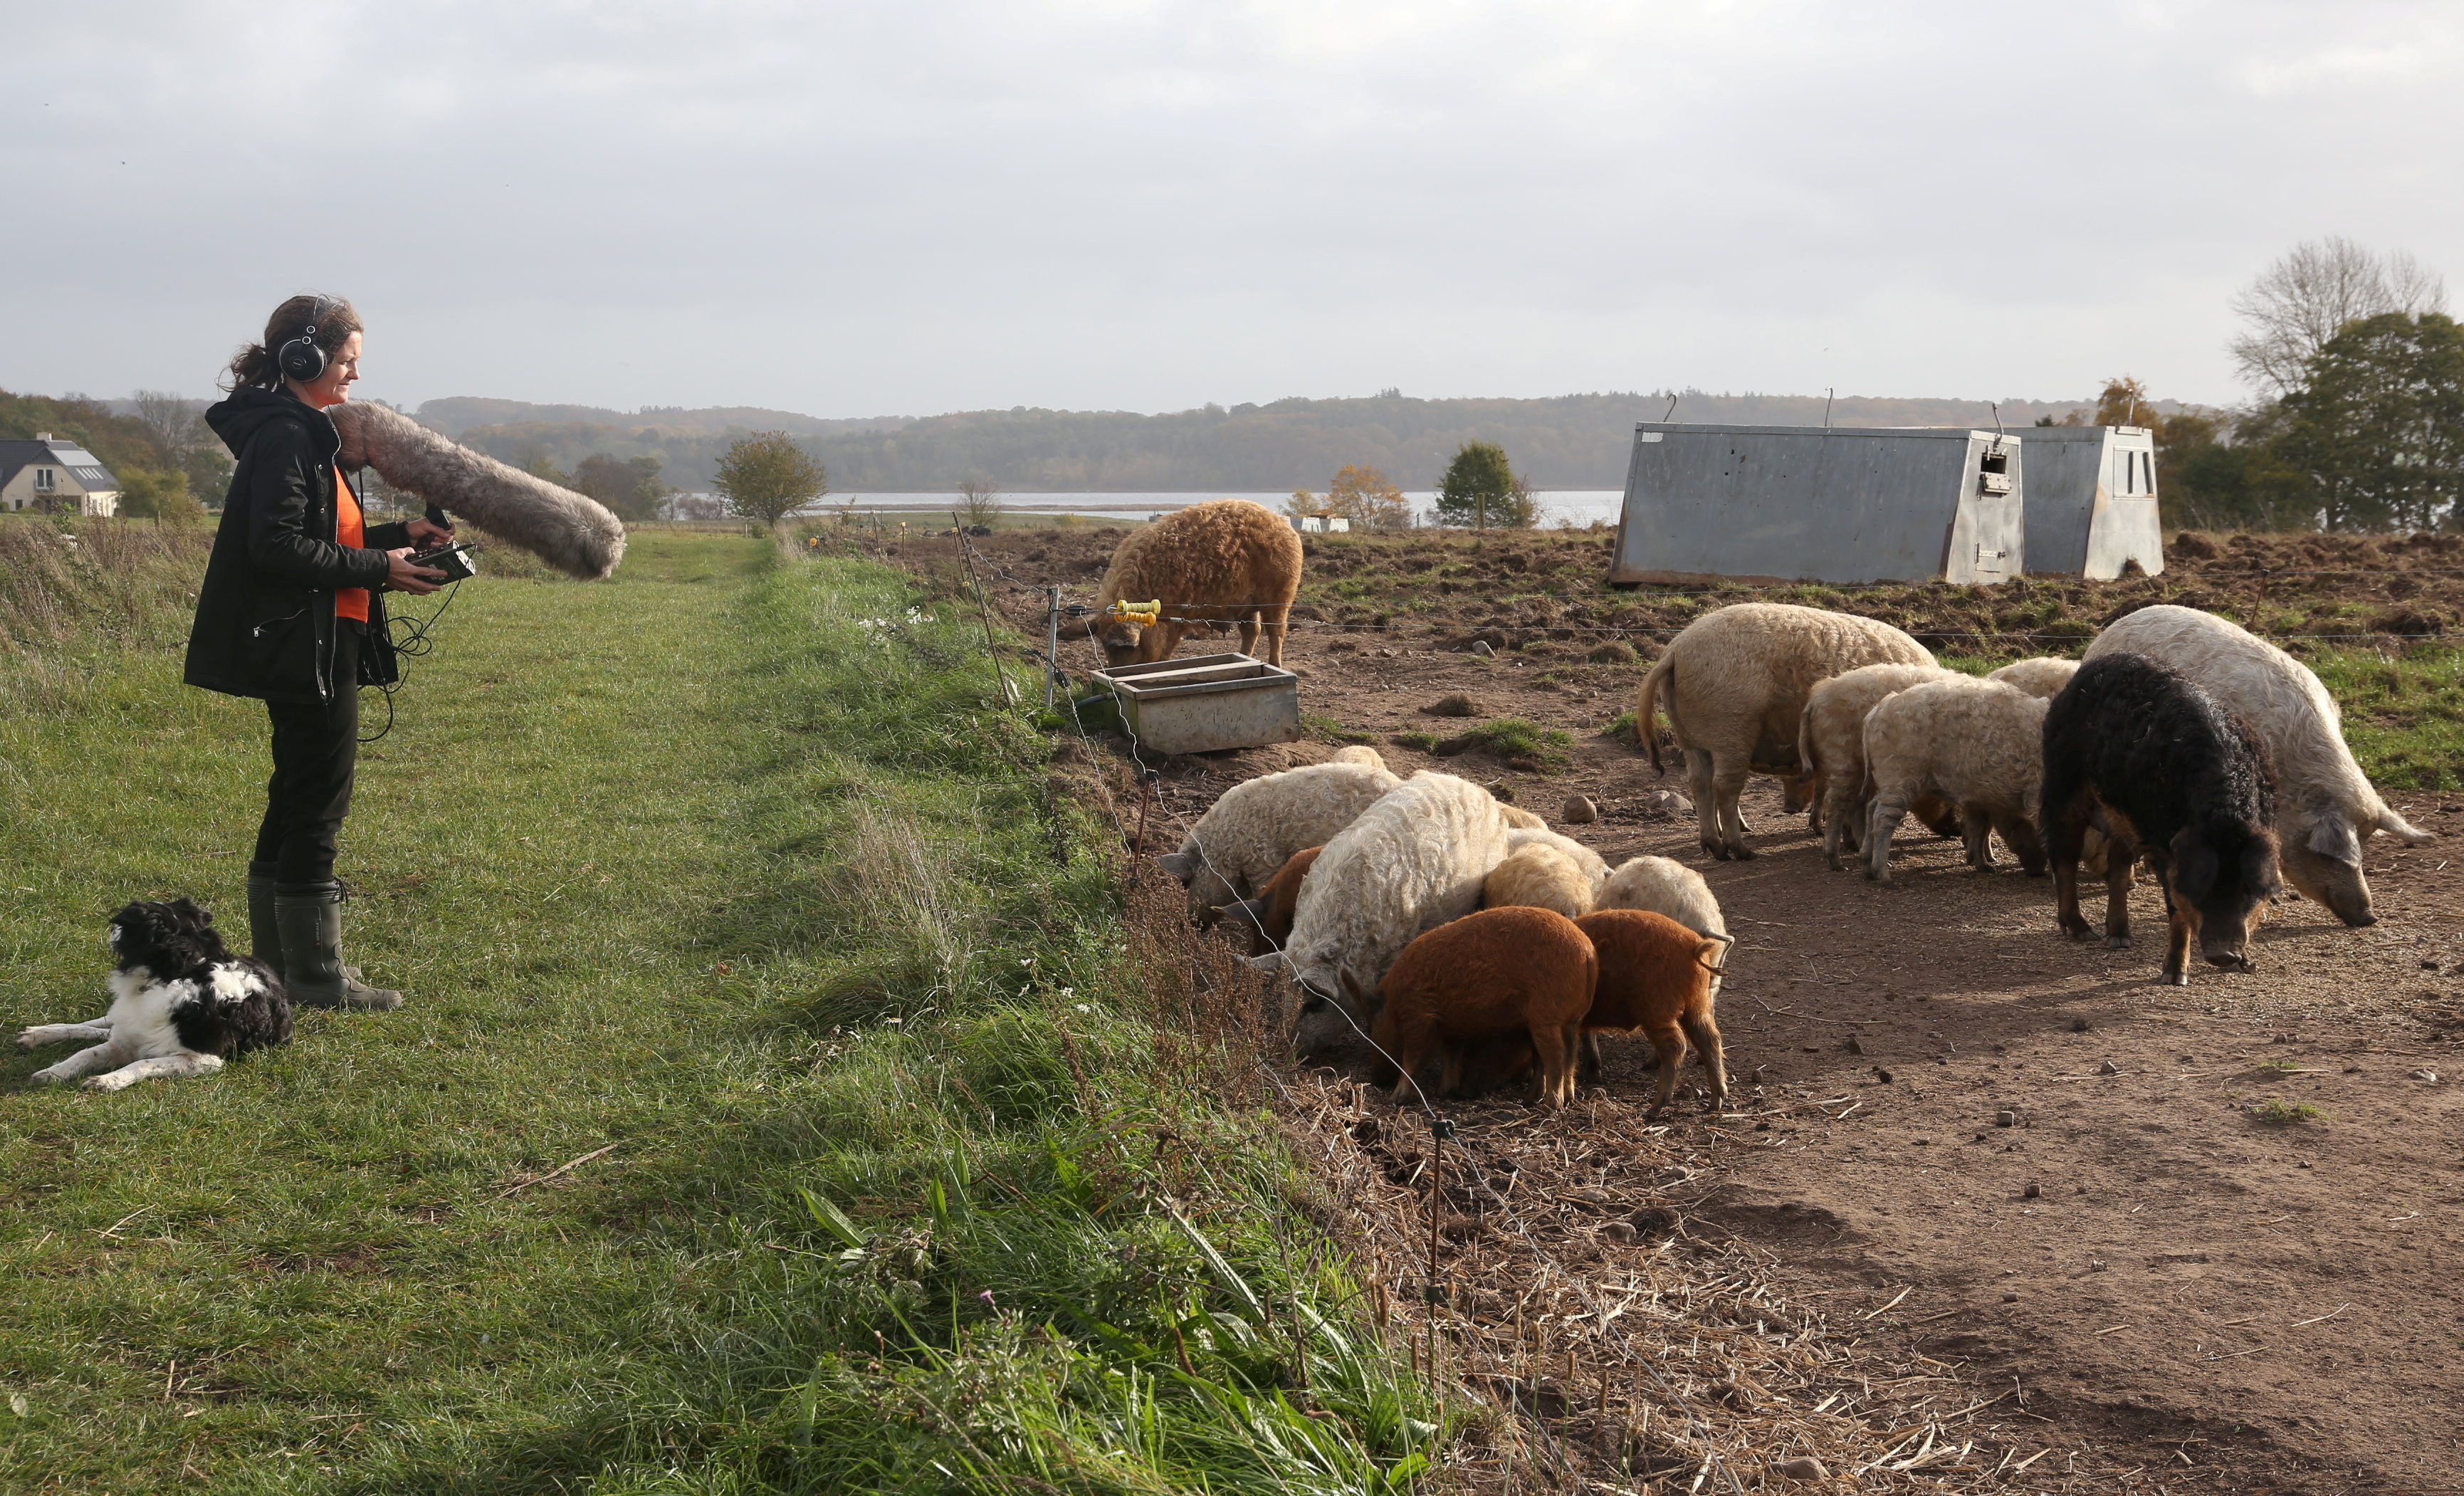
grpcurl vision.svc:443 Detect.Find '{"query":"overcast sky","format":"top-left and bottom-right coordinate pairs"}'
top-left (6, 1), bottom-right (2458, 417)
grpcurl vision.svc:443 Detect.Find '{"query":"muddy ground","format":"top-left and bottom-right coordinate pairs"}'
top-left (876, 524), bottom-right (2464, 1493)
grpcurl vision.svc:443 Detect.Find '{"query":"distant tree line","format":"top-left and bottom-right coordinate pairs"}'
top-left (2124, 237), bottom-right (2463, 533)
top-left (439, 390), bottom-right (2090, 496)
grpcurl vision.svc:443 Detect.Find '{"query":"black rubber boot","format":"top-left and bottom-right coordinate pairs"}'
top-left (274, 883), bottom-right (404, 1010)
top-left (247, 862), bottom-right (284, 978)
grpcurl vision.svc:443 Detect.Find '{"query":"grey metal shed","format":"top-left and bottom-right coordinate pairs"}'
top-left (2011, 424), bottom-right (2164, 578)
top-left (1608, 423), bottom-right (2024, 587)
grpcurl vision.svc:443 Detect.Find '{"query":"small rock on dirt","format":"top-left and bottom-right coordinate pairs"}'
top-left (1996, 1109), bottom-right (2017, 1128)
top-left (1487, 780), bottom-right (1517, 803)
top-left (1470, 640), bottom-right (1494, 657)
top-left (2022, 1181), bottom-right (2043, 1198)
top-left (2097, 1060), bottom-right (2121, 1075)
top-left (2410, 1068), bottom-right (2441, 1082)
top-left (1776, 1457), bottom-right (1828, 1483)
top-left (1598, 1220), bottom-right (1639, 1245)
top-left (1845, 1035), bottom-right (1864, 1055)
top-left (2071, 1017), bottom-right (2092, 1032)
top-left (1562, 794), bottom-right (1599, 824)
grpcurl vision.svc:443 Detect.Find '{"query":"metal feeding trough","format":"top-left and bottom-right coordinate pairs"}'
top-left (1090, 652), bottom-right (1302, 755)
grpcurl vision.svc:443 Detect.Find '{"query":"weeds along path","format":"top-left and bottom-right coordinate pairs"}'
top-left (0, 528), bottom-right (1431, 1492)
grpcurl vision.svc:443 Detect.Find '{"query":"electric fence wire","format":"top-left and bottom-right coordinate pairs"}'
top-left (1107, 699), bottom-right (1759, 1495)
top-left (968, 548), bottom-right (1768, 1495)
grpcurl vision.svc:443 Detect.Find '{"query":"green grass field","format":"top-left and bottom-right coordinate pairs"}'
top-left (0, 530), bottom-right (1428, 1492)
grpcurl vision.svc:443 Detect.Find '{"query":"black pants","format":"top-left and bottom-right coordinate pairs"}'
top-left (253, 622), bottom-right (360, 888)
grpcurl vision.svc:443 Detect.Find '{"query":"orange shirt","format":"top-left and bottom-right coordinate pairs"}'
top-left (335, 470), bottom-right (370, 624)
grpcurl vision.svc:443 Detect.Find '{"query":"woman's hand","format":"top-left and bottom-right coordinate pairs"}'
top-left (385, 548), bottom-right (449, 595)
top-left (407, 517), bottom-right (454, 548)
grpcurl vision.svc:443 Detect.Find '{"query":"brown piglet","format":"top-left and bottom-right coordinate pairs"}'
top-left (1361, 906), bottom-right (1598, 1107)
top-left (1573, 910), bottom-right (1731, 1114)
top-left (1212, 846), bottom-right (1321, 958)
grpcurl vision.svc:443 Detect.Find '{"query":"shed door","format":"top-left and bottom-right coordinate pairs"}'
top-left (1961, 440), bottom-right (2019, 582)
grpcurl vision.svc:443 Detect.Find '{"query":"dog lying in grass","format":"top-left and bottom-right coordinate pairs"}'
top-left (17, 899), bottom-right (292, 1092)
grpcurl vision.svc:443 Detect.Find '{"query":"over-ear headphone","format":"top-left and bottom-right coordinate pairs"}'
top-left (276, 296), bottom-right (333, 384)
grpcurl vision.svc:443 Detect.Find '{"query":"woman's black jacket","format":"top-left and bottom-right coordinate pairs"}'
top-left (184, 388), bottom-right (409, 706)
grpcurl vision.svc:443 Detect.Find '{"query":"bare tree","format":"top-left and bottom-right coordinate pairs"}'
top-left (132, 389), bottom-right (204, 463)
top-left (955, 477), bottom-right (1002, 530)
top-left (2229, 237), bottom-right (2449, 394)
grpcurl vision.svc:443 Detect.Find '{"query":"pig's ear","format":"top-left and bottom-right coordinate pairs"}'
top-left (2308, 812), bottom-right (2362, 866)
top-left (1155, 851), bottom-right (1197, 882)
top-left (1247, 952), bottom-right (1285, 974)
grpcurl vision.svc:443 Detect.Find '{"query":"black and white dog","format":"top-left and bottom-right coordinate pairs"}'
top-left (16, 899), bottom-right (293, 1092)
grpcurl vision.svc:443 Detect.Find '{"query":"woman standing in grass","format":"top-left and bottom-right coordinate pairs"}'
top-left (184, 294), bottom-right (449, 1010)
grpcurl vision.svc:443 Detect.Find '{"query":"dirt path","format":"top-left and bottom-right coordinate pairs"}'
top-left (888, 524), bottom-right (2464, 1492)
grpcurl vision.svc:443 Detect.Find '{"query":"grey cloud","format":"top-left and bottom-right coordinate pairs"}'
top-left (4, 1), bottom-right (2458, 414)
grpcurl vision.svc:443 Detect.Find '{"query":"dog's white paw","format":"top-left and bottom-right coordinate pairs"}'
top-left (16, 1028), bottom-right (44, 1050)
top-left (28, 1065), bottom-right (72, 1085)
top-left (80, 1073), bottom-right (130, 1093)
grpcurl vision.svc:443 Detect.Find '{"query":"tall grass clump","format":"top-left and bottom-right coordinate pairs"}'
top-left (0, 518), bottom-right (212, 714)
top-left (639, 556), bottom-right (1432, 1492)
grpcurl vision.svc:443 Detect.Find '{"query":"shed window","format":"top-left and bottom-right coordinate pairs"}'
top-left (33, 466), bottom-right (56, 492)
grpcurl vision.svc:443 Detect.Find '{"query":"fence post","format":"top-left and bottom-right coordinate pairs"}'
top-left (1044, 587), bottom-right (1061, 711)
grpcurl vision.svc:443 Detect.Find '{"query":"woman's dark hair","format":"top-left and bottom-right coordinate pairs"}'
top-left (222, 293), bottom-right (364, 391)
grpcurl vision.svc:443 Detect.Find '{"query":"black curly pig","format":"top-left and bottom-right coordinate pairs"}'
top-left (2040, 652), bottom-right (2282, 985)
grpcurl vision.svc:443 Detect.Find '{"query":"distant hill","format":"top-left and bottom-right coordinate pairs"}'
top-left (416, 397), bottom-right (908, 440)
top-left (419, 390), bottom-right (2101, 493)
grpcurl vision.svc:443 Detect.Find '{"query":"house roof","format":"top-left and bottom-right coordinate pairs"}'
top-left (0, 438), bottom-right (120, 493)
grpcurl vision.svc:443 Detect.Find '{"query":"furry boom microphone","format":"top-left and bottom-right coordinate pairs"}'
top-left (329, 402), bottom-right (627, 581)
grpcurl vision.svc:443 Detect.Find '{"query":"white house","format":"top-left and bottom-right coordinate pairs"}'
top-left (0, 433), bottom-right (120, 516)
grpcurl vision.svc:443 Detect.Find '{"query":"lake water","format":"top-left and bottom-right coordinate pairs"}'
top-left (827, 490), bottom-right (1628, 528)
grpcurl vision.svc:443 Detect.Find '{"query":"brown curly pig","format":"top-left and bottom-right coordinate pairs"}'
top-left (1575, 910), bottom-right (1730, 1115)
top-left (1091, 499), bottom-right (1303, 666)
top-left (1360, 906), bottom-right (1597, 1107)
